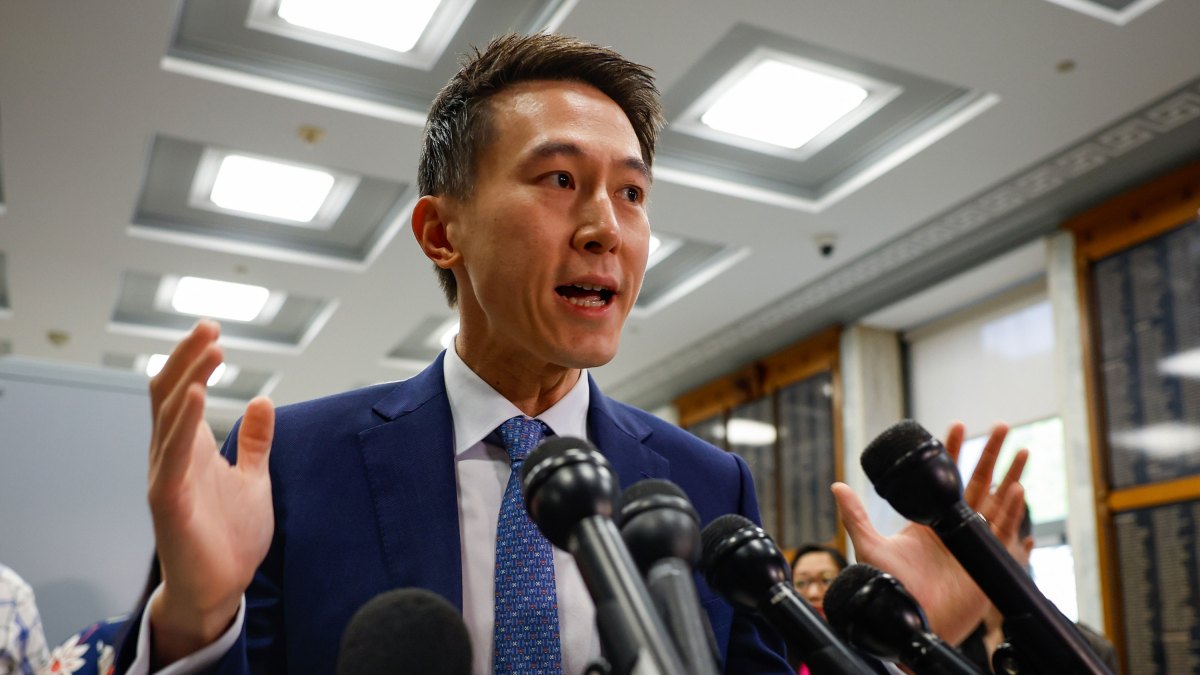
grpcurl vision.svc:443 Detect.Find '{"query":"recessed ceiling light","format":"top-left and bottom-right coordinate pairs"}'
top-left (209, 154), bottom-right (335, 223)
top-left (701, 59), bottom-right (869, 150)
top-left (145, 353), bottom-right (227, 387)
top-left (245, 0), bottom-right (474, 69)
top-left (171, 276), bottom-right (271, 322)
top-left (277, 0), bottom-right (443, 53)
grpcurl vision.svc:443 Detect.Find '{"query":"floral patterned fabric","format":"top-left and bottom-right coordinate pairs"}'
top-left (0, 564), bottom-right (49, 675)
top-left (42, 618), bottom-right (126, 675)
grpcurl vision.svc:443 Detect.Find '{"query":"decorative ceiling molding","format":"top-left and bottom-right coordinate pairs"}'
top-left (1041, 0), bottom-right (1164, 25)
top-left (609, 76), bottom-right (1200, 406)
top-left (656, 23), bottom-right (996, 214)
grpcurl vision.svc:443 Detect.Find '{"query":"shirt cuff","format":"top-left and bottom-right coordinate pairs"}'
top-left (126, 584), bottom-right (245, 675)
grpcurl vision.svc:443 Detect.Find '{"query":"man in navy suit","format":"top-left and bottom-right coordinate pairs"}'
top-left (127, 33), bottom-right (1025, 674)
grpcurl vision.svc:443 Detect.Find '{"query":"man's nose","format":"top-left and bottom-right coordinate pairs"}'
top-left (572, 191), bottom-right (621, 254)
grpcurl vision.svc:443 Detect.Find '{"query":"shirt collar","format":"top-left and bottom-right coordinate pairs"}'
top-left (442, 345), bottom-right (590, 456)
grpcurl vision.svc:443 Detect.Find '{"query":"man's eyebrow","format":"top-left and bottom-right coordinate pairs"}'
top-left (525, 141), bottom-right (653, 185)
top-left (622, 156), bottom-right (653, 186)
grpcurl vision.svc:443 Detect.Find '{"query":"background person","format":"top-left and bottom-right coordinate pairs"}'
top-left (0, 563), bottom-right (49, 675)
top-left (790, 544), bottom-right (848, 621)
top-left (44, 555), bottom-right (161, 675)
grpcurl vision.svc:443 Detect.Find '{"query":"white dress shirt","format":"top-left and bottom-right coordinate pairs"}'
top-left (443, 345), bottom-right (601, 675)
top-left (130, 347), bottom-right (601, 674)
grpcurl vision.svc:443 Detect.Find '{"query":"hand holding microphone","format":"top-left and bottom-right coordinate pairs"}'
top-left (829, 422), bottom-right (1027, 645)
top-left (857, 420), bottom-right (1111, 674)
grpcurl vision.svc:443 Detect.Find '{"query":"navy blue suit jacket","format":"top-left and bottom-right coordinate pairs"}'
top-left (120, 354), bottom-right (789, 673)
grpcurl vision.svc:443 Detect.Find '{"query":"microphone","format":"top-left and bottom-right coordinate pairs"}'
top-left (619, 479), bottom-right (721, 675)
top-left (862, 420), bottom-right (1112, 674)
top-left (825, 564), bottom-right (983, 675)
top-left (335, 588), bottom-right (471, 675)
top-left (698, 514), bottom-right (873, 675)
top-left (521, 436), bottom-right (686, 675)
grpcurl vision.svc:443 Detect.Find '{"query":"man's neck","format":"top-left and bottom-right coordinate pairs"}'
top-left (454, 341), bottom-right (581, 417)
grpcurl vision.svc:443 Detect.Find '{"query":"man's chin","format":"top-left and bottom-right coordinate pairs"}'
top-left (554, 341), bottom-right (618, 370)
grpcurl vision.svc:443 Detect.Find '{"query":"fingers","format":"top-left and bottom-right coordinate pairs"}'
top-left (943, 422), bottom-right (965, 462)
top-left (990, 482), bottom-right (1027, 547)
top-left (996, 448), bottom-right (1029, 496)
top-left (985, 447), bottom-right (1028, 537)
top-left (148, 340), bottom-right (223, 491)
top-left (963, 422), bottom-right (1009, 508)
top-left (150, 320), bottom-right (221, 412)
top-left (153, 342), bottom-right (223, 442)
top-left (832, 482), bottom-right (882, 558)
top-left (237, 396), bottom-right (275, 474)
top-left (153, 382), bottom-right (210, 488)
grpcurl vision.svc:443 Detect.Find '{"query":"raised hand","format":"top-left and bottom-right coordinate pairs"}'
top-left (145, 320), bottom-right (276, 666)
top-left (831, 422), bottom-right (1027, 644)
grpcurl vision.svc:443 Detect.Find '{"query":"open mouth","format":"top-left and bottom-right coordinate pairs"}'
top-left (555, 283), bottom-right (615, 308)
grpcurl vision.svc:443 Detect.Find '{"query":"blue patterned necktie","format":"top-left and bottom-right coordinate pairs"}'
top-left (492, 416), bottom-right (563, 674)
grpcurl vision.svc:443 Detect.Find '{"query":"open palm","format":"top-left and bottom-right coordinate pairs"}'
top-left (146, 320), bottom-right (276, 660)
top-left (832, 422), bottom-right (1028, 644)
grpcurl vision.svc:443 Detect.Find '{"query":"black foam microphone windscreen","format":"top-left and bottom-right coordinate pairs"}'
top-left (826, 564), bottom-right (982, 675)
top-left (619, 478), bottom-right (702, 573)
top-left (699, 514), bottom-right (873, 675)
top-left (620, 478), bottom-right (720, 675)
top-left (521, 436), bottom-right (687, 675)
top-left (336, 588), bottom-right (471, 675)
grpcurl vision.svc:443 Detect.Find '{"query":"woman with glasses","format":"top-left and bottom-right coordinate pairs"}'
top-left (790, 544), bottom-right (848, 622)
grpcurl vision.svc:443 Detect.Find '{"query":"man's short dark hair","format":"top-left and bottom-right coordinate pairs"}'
top-left (418, 33), bottom-right (664, 306)
top-left (790, 544), bottom-right (849, 571)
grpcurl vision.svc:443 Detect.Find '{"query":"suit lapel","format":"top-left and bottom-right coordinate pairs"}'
top-left (356, 353), bottom-right (464, 610)
top-left (351, 367), bottom-right (662, 611)
top-left (586, 375), bottom-right (670, 488)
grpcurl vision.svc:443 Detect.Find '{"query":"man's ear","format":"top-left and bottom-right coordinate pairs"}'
top-left (412, 195), bottom-right (461, 270)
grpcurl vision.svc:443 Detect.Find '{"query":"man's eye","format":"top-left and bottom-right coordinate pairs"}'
top-left (554, 172), bottom-right (572, 188)
top-left (622, 186), bottom-right (642, 202)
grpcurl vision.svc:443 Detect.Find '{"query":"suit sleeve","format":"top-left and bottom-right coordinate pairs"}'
top-left (721, 451), bottom-right (794, 674)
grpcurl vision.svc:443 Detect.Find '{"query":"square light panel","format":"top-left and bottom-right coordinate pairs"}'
top-left (278, 0), bottom-right (441, 53)
top-left (190, 150), bottom-right (358, 227)
top-left (247, 0), bottom-right (475, 68)
top-left (134, 136), bottom-right (410, 267)
top-left (159, 275), bottom-right (282, 323)
top-left (142, 353), bottom-right (235, 387)
top-left (676, 48), bottom-right (902, 162)
top-left (210, 154), bottom-right (333, 222)
top-left (701, 59), bottom-right (868, 150)
top-left (114, 270), bottom-right (334, 352)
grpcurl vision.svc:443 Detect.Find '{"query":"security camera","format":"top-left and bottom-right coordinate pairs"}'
top-left (814, 233), bottom-right (837, 258)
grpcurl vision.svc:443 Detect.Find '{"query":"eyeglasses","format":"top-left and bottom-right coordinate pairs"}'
top-left (794, 576), bottom-right (836, 591)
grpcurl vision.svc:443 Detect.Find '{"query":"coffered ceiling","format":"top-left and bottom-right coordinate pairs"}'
top-left (2, 0), bottom-right (1199, 431)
